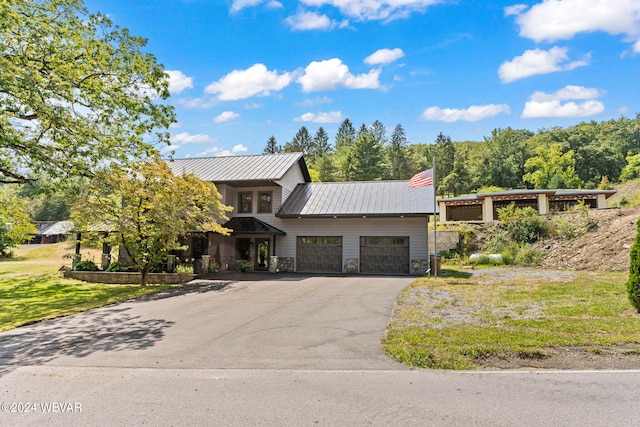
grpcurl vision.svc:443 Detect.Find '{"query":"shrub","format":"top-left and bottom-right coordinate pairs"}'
top-left (175, 263), bottom-right (194, 274)
top-left (73, 259), bottom-right (99, 271)
top-left (627, 218), bottom-right (640, 312)
top-left (514, 245), bottom-right (545, 266)
top-left (497, 203), bottom-right (550, 243)
top-left (106, 261), bottom-right (136, 272)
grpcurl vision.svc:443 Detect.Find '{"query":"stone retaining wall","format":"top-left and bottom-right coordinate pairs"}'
top-left (64, 270), bottom-right (197, 285)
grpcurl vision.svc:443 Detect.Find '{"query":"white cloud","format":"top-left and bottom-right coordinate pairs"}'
top-left (364, 48), bottom-right (405, 65)
top-left (197, 144), bottom-right (248, 157)
top-left (213, 111), bottom-right (240, 123)
top-left (522, 85), bottom-right (606, 118)
top-left (230, 0), bottom-right (263, 13)
top-left (498, 47), bottom-right (589, 83)
top-left (294, 111), bottom-right (344, 123)
top-left (421, 104), bottom-right (511, 122)
top-left (165, 70), bottom-right (193, 94)
top-left (504, 4), bottom-right (527, 16)
top-left (301, 0), bottom-right (442, 21)
top-left (297, 58), bottom-right (381, 92)
top-left (509, 0), bottom-right (640, 52)
top-left (232, 144), bottom-right (249, 153)
top-left (172, 132), bottom-right (216, 145)
top-left (297, 96), bottom-right (334, 107)
top-left (205, 64), bottom-right (292, 101)
top-left (285, 11), bottom-right (339, 30)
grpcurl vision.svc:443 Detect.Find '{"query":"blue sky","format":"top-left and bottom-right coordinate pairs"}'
top-left (84, 0), bottom-right (640, 158)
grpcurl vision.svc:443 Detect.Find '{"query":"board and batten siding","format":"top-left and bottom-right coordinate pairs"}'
top-left (268, 216), bottom-right (428, 272)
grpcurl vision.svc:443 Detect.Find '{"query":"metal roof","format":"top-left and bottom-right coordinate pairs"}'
top-left (166, 152), bottom-right (311, 183)
top-left (441, 188), bottom-right (617, 203)
top-left (276, 181), bottom-right (437, 218)
top-left (223, 217), bottom-right (286, 235)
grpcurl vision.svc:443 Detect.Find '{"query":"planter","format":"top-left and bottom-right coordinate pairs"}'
top-left (63, 270), bottom-right (197, 284)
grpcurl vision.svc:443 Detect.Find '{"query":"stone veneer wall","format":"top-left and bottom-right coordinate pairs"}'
top-left (344, 258), bottom-right (358, 274)
top-left (273, 257), bottom-right (294, 272)
top-left (411, 259), bottom-right (428, 276)
top-left (64, 270), bottom-right (197, 284)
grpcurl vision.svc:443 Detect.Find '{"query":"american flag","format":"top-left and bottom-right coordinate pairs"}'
top-left (408, 168), bottom-right (434, 188)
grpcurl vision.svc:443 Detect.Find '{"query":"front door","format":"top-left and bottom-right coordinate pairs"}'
top-left (255, 238), bottom-right (270, 271)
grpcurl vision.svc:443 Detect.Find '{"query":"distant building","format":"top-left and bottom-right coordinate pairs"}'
top-left (439, 189), bottom-right (616, 223)
top-left (28, 221), bottom-right (74, 244)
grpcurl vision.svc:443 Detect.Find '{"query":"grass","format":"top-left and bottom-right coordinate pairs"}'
top-left (383, 267), bottom-right (640, 370)
top-left (0, 243), bottom-right (170, 331)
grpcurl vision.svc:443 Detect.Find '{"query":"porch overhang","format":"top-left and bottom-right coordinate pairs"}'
top-left (223, 217), bottom-right (286, 236)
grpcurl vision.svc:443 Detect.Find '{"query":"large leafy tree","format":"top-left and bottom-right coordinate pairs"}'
top-left (0, 0), bottom-right (175, 184)
top-left (478, 128), bottom-right (534, 189)
top-left (0, 187), bottom-right (36, 256)
top-left (523, 143), bottom-right (581, 189)
top-left (71, 157), bottom-right (231, 285)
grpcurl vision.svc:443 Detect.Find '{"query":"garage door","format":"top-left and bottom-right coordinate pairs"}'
top-left (360, 236), bottom-right (410, 275)
top-left (296, 236), bottom-right (342, 273)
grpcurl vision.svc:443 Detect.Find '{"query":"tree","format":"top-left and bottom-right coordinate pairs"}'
top-left (370, 120), bottom-right (387, 146)
top-left (0, 188), bottom-right (36, 256)
top-left (71, 157), bottom-right (231, 285)
top-left (309, 127), bottom-right (331, 163)
top-left (284, 126), bottom-right (312, 154)
top-left (433, 132), bottom-right (455, 183)
top-left (627, 218), bottom-right (640, 312)
top-left (386, 124), bottom-right (411, 179)
top-left (478, 128), bottom-right (534, 189)
top-left (523, 143), bottom-right (581, 189)
top-left (335, 119), bottom-right (356, 150)
top-left (316, 154), bottom-right (337, 182)
top-left (351, 133), bottom-right (384, 181)
top-left (0, 0), bottom-right (175, 184)
top-left (263, 136), bottom-right (281, 154)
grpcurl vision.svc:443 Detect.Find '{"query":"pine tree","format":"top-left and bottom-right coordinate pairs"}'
top-left (284, 126), bottom-right (312, 154)
top-left (310, 127), bottom-right (331, 163)
top-left (263, 136), bottom-right (281, 154)
top-left (387, 124), bottom-right (411, 179)
top-left (627, 218), bottom-right (640, 312)
top-left (351, 133), bottom-right (384, 181)
top-left (335, 119), bottom-right (355, 151)
top-left (370, 120), bottom-right (388, 146)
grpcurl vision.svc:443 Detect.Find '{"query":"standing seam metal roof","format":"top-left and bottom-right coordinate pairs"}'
top-left (166, 152), bottom-right (309, 182)
top-left (276, 181), bottom-right (437, 217)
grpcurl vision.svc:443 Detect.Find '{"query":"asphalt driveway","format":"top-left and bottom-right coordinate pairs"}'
top-left (0, 274), bottom-right (414, 370)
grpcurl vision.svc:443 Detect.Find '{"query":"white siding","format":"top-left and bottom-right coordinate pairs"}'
top-left (268, 216), bottom-right (428, 272)
top-left (276, 163), bottom-right (305, 202)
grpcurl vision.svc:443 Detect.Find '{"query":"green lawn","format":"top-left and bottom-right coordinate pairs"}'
top-left (383, 267), bottom-right (640, 369)
top-left (0, 243), bottom-right (169, 331)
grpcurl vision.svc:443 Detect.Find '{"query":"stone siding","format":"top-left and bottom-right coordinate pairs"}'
top-left (344, 258), bottom-right (358, 274)
top-left (411, 259), bottom-right (428, 276)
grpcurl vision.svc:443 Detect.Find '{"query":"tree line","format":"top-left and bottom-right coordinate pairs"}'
top-left (264, 115), bottom-right (640, 196)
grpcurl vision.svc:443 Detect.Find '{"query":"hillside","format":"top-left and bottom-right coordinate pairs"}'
top-left (540, 207), bottom-right (640, 272)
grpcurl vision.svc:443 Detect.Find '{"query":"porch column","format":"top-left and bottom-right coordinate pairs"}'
top-left (482, 197), bottom-right (494, 222)
top-left (596, 194), bottom-right (607, 209)
top-left (438, 201), bottom-right (448, 223)
top-left (538, 194), bottom-right (549, 215)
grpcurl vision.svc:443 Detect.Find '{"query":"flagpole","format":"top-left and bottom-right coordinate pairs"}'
top-left (433, 156), bottom-right (437, 278)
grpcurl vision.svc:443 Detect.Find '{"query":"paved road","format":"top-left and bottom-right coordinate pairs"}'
top-left (1, 275), bottom-right (640, 426)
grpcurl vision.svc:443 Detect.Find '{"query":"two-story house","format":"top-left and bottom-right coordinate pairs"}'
top-left (168, 152), bottom-right (437, 275)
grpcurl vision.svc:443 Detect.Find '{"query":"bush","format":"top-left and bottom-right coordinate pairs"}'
top-left (73, 259), bottom-right (99, 271)
top-left (175, 263), bottom-right (194, 274)
top-left (106, 261), bottom-right (136, 272)
top-left (497, 203), bottom-right (550, 243)
top-left (627, 219), bottom-right (640, 312)
top-left (514, 245), bottom-right (545, 266)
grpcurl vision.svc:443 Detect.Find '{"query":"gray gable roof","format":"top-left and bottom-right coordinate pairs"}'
top-left (167, 152), bottom-right (311, 183)
top-left (277, 181), bottom-right (437, 218)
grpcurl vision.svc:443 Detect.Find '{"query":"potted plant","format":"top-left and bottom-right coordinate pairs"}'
top-left (239, 260), bottom-right (249, 273)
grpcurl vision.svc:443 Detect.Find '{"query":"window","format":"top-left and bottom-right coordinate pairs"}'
top-left (300, 237), bottom-right (317, 245)
top-left (238, 192), bottom-right (253, 214)
top-left (258, 191), bottom-right (273, 214)
top-left (322, 237), bottom-right (340, 245)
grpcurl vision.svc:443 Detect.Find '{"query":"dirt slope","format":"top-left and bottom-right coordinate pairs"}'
top-left (540, 207), bottom-right (640, 271)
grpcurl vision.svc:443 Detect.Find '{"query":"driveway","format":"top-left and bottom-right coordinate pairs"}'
top-left (2, 275), bottom-right (640, 426)
top-left (0, 275), bottom-right (412, 371)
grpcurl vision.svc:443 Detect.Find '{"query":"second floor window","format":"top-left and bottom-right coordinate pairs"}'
top-left (238, 192), bottom-right (253, 213)
top-left (258, 191), bottom-right (273, 213)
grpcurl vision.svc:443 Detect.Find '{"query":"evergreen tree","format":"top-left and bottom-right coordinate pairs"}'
top-left (386, 124), bottom-right (411, 179)
top-left (263, 136), bottom-right (281, 154)
top-left (309, 127), bottom-right (331, 163)
top-left (357, 123), bottom-right (370, 137)
top-left (317, 154), bottom-right (337, 182)
top-left (627, 218), bottom-right (640, 312)
top-left (351, 133), bottom-right (384, 181)
top-left (433, 132), bottom-right (455, 183)
top-left (370, 120), bottom-right (387, 146)
top-left (284, 126), bottom-right (312, 154)
top-left (335, 119), bottom-right (356, 150)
